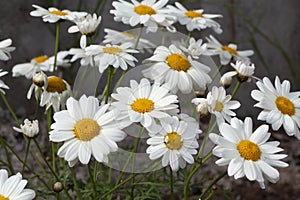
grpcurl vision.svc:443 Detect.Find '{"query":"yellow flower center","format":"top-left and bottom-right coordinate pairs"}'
top-left (166, 53), bottom-right (191, 72)
top-left (164, 132), bottom-right (183, 150)
top-left (0, 194), bottom-right (9, 200)
top-left (214, 100), bottom-right (224, 112)
top-left (50, 10), bottom-right (68, 16)
top-left (275, 96), bottom-right (295, 116)
top-left (221, 46), bottom-right (238, 55)
top-left (131, 98), bottom-right (154, 113)
top-left (185, 10), bottom-right (203, 18)
top-left (74, 119), bottom-right (100, 141)
top-left (103, 47), bottom-right (122, 55)
top-left (33, 55), bottom-right (48, 63)
top-left (122, 32), bottom-right (138, 39)
top-left (237, 140), bottom-right (261, 161)
top-left (134, 5), bottom-right (156, 15)
top-left (46, 76), bottom-right (67, 93)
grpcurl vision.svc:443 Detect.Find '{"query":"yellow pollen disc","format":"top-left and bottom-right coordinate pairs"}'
top-left (185, 10), bottom-right (203, 18)
top-left (122, 32), bottom-right (138, 39)
top-left (134, 5), bottom-right (156, 15)
top-left (131, 98), bottom-right (154, 114)
top-left (276, 96), bottom-right (295, 116)
top-left (46, 76), bottom-right (67, 93)
top-left (164, 132), bottom-right (183, 150)
top-left (237, 140), bottom-right (261, 161)
top-left (50, 10), bottom-right (68, 16)
top-left (33, 55), bottom-right (48, 63)
top-left (103, 47), bottom-right (122, 55)
top-left (74, 119), bottom-right (100, 141)
top-left (214, 101), bottom-right (224, 112)
top-left (0, 194), bottom-right (9, 200)
top-left (166, 53), bottom-right (191, 72)
top-left (221, 46), bottom-right (238, 55)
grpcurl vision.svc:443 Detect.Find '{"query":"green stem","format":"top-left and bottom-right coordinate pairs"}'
top-left (88, 163), bottom-right (97, 198)
top-left (22, 139), bottom-right (31, 174)
top-left (199, 171), bottom-right (227, 199)
top-left (170, 166), bottom-right (174, 200)
top-left (211, 64), bottom-right (223, 83)
top-left (105, 66), bottom-right (114, 104)
top-left (0, 137), bottom-right (14, 173)
top-left (204, 190), bottom-right (215, 200)
top-left (185, 31), bottom-right (192, 47)
top-left (231, 80), bottom-right (241, 97)
top-left (70, 167), bottom-right (82, 200)
top-left (183, 152), bottom-right (213, 200)
top-left (0, 91), bottom-right (20, 125)
top-left (53, 22), bottom-right (60, 72)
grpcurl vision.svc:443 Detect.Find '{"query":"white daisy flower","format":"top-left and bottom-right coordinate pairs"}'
top-left (179, 37), bottom-right (208, 59)
top-left (192, 86), bottom-right (240, 126)
top-left (50, 95), bottom-right (126, 166)
top-left (222, 60), bottom-right (255, 83)
top-left (0, 69), bottom-right (9, 94)
top-left (30, 4), bottom-right (87, 23)
top-left (209, 117), bottom-right (289, 189)
top-left (12, 51), bottom-right (70, 79)
top-left (68, 13), bottom-right (102, 48)
top-left (103, 28), bottom-right (156, 53)
top-left (110, 0), bottom-right (176, 32)
top-left (251, 76), bottom-right (300, 139)
top-left (146, 116), bottom-right (200, 171)
top-left (167, 2), bottom-right (222, 33)
top-left (0, 38), bottom-right (15, 61)
top-left (85, 43), bottom-right (138, 73)
top-left (13, 118), bottom-right (39, 138)
top-left (0, 169), bottom-right (36, 200)
top-left (111, 78), bottom-right (178, 131)
top-left (206, 35), bottom-right (254, 65)
top-left (142, 44), bottom-right (212, 94)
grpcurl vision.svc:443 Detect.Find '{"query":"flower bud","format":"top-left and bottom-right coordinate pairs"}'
top-left (13, 119), bottom-right (39, 138)
top-left (52, 182), bottom-right (64, 193)
top-left (220, 74), bottom-right (232, 88)
top-left (194, 90), bottom-right (206, 98)
top-left (33, 71), bottom-right (47, 87)
top-left (196, 100), bottom-right (209, 118)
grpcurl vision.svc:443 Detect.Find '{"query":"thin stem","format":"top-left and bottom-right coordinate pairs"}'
top-left (70, 167), bottom-right (82, 200)
top-left (199, 171), bottom-right (227, 199)
top-left (0, 137), bottom-right (14, 173)
top-left (0, 92), bottom-right (20, 125)
top-left (231, 80), bottom-right (241, 97)
top-left (204, 190), bottom-right (215, 200)
top-left (211, 64), bottom-right (223, 83)
top-left (105, 66), bottom-right (114, 104)
top-left (88, 163), bottom-right (97, 198)
top-left (185, 31), bottom-right (192, 47)
top-left (53, 22), bottom-right (60, 72)
top-left (22, 139), bottom-right (31, 174)
top-left (170, 166), bottom-right (174, 200)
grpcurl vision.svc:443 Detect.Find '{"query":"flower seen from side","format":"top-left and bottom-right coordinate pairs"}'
top-left (251, 76), bottom-right (300, 139)
top-left (222, 60), bottom-right (255, 83)
top-left (0, 38), bottom-right (15, 61)
top-left (50, 95), bottom-right (126, 167)
top-left (0, 169), bottom-right (36, 200)
top-left (146, 116), bottom-right (200, 171)
top-left (209, 117), bottom-right (288, 189)
top-left (142, 44), bottom-right (212, 94)
top-left (192, 86), bottom-right (240, 126)
top-left (13, 118), bottom-right (39, 138)
top-left (0, 69), bottom-right (9, 94)
top-left (167, 2), bottom-right (222, 33)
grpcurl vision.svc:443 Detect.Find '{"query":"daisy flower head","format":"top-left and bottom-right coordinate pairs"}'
top-left (206, 35), bottom-right (254, 65)
top-left (50, 95), bottom-right (126, 166)
top-left (192, 86), bottom-right (241, 126)
top-left (103, 28), bottom-right (156, 53)
top-left (0, 69), bottom-right (9, 94)
top-left (0, 38), bottom-right (15, 61)
top-left (146, 116), bottom-right (200, 171)
top-left (13, 118), bottom-right (39, 138)
top-left (0, 169), bottom-right (36, 200)
top-left (68, 13), bottom-right (102, 48)
top-left (209, 117), bottom-right (289, 189)
top-left (111, 78), bottom-right (178, 132)
top-left (251, 76), bottom-right (300, 139)
top-left (142, 44), bottom-right (212, 94)
top-left (167, 2), bottom-right (222, 33)
top-left (222, 60), bottom-right (255, 83)
top-left (179, 37), bottom-right (209, 59)
top-left (30, 4), bottom-right (87, 23)
top-left (85, 43), bottom-right (138, 73)
top-left (110, 0), bottom-right (176, 32)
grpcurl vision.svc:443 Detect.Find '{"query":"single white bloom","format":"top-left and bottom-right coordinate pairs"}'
top-left (251, 76), bottom-right (300, 139)
top-left (0, 69), bottom-right (9, 94)
top-left (179, 37), bottom-right (209, 59)
top-left (142, 44), bottom-right (212, 94)
top-left (68, 13), bottom-right (102, 48)
top-left (111, 78), bottom-right (178, 132)
top-left (103, 28), bottom-right (156, 53)
top-left (0, 38), bottom-right (15, 61)
top-left (110, 0), bottom-right (176, 32)
top-left (50, 95), bottom-right (126, 166)
top-left (192, 86), bottom-right (240, 126)
top-left (222, 60), bottom-right (255, 83)
top-left (209, 117), bottom-right (288, 189)
top-left (167, 2), bottom-right (222, 33)
top-left (0, 169), bottom-right (36, 200)
top-left (30, 4), bottom-right (87, 23)
top-left (12, 51), bottom-right (70, 79)
top-left (146, 116), bottom-right (200, 171)
top-left (85, 43), bottom-right (138, 73)
top-left (13, 119), bottom-right (39, 138)
top-left (206, 35), bottom-right (254, 65)
top-left (68, 43), bottom-right (94, 66)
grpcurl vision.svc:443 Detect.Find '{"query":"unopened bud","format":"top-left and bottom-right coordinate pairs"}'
top-left (220, 75), bottom-right (232, 88)
top-left (194, 90), bottom-right (206, 98)
top-left (33, 71), bottom-right (47, 87)
top-left (52, 182), bottom-right (64, 193)
top-left (196, 101), bottom-right (209, 118)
